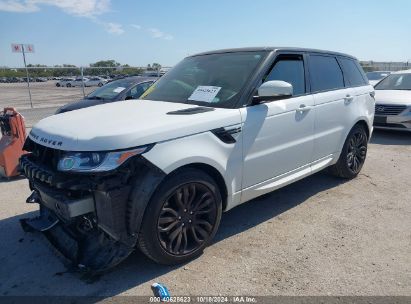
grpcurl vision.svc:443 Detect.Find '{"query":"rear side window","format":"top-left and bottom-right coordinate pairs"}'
top-left (339, 58), bottom-right (367, 87)
top-left (265, 56), bottom-right (306, 95)
top-left (309, 55), bottom-right (344, 92)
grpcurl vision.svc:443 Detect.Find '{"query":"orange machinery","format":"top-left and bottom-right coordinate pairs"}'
top-left (0, 107), bottom-right (27, 178)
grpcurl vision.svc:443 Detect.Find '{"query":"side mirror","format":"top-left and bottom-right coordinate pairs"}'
top-left (253, 80), bottom-right (293, 104)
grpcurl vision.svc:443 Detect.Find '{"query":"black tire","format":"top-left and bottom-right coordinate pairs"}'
top-left (66, 83), bottom-right (71, 87)
top-left (138, 168), bottom-right (222, 265)
top-left (98, 82), bottom-right (103, 87)
top-left (329, 124), bottom-right (368, 179)
top-left (56, 83), bottom-right (60, 87)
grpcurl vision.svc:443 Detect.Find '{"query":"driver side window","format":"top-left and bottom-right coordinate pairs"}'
top-left (264, 55), bottom-right (306, 96)
top-left (127, 82), bottom-right (153, 99)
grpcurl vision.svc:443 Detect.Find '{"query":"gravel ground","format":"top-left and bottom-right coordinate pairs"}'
top-left (0, 82), bottom-right (94, 110)
top-left (0, 129), bottom-right (410, 297)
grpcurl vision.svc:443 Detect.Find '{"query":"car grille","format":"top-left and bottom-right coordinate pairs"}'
top-left (20, 155), bottom-right (56, 185)
top-left (375, 104), bottom-right (407, 116)
top-left (23, 137), bottom-right (61, 170)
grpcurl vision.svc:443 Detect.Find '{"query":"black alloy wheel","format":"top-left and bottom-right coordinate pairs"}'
top-left (157, 182), bottom-right (218, 255)
top-left (138, 168), bottom-right (222, 265)
top-left (346, 130), bottom-right (367, 174)
top-left (329, 124), bottom-right (368, 179)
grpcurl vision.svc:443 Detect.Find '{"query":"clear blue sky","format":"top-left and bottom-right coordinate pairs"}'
top-left (1, 0), bottom-right (410, 67)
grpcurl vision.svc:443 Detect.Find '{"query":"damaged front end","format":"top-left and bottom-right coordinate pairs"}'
top-left (19, 137), bottom-right (165, 272)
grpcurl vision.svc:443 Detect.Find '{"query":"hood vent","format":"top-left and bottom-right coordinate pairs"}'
top-left (167, 107), bottom-right (215, 115)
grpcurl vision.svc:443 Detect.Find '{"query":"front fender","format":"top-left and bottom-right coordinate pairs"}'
top-left (143, 131), bottom-right (244, 205)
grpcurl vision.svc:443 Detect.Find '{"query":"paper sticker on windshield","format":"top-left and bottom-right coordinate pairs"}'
top-left (188, 86), bottom-right (221, 103)
top-left (113, 87), bottom-right (125, 93)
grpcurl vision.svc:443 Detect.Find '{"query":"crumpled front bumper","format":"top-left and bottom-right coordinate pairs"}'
top-left (19, 149), bottom-right (166, 272)
top-left (18, 154), bottom-right (137, 272)
top-left (20, 189), bottom-right (135, 273)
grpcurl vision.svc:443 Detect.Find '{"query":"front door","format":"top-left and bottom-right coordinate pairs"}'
top-left (241, 54), bottom-right (315, 191)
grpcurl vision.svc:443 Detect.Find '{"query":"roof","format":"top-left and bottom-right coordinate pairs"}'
top-left (190, 47), bottom-right (357, 59)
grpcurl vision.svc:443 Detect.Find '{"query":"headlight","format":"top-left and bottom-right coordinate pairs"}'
top-left (57, 146), bottom-right (150, 172)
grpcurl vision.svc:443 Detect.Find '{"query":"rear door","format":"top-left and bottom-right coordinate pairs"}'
top-left (308, 54), bottom-right (352, 161)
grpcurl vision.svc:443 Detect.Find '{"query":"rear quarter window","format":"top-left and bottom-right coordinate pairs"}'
top-left (339, 57), bottom-right (368, 87)
top-left (309, 55), bottom-right (344, 92)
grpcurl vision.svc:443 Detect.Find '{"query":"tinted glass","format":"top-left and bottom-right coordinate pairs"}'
top-left (309, 55), bottom-right (344, 92)
top-left (375, 73), bottom-right (411, 90)
top-left (366, 72), bottom-right (390, 81)
top-left (86, 78), bottom-right (137, 100)
top-left (141, 52), bottom-right (267, 108)
top-left (340, 58), bottom-right (367, 86)
top-left (128, 82), bottom-right (153, 99)
top-left (265, 58), bottom-right (305, 95)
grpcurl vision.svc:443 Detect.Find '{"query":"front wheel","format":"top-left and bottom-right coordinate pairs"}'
top-left (138, 168), bottom-right (222, 265)
top-left (66, 83), bottom-right (71, 87)
top-left (329, 124), bottom-right (368, 179)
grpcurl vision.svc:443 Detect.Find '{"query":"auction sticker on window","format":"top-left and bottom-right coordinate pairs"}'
top-left (113, 87), bottom-right (126, 93)
top-left (188, 86), bottom-right (221, 103)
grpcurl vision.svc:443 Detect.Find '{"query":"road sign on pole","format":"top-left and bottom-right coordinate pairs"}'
top-left (11, 43), bottom-right (34, 108)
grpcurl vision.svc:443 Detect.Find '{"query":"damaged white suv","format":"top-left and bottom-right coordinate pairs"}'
top-left (20, 48), bottom-right (375, 271)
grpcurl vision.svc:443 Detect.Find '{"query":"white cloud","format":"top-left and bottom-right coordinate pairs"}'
top-left (0, 0), bottom-right (121, 35)
top-left (0, 0), bottom-right (110, 17)
top-left (0, 0), bottom-right (38, 12)
top-left (104, 22), bottom-right (124, 35)
top-left (130, 24), bottom-right (141, 30)
top-left (148, 28), bottom-right (174, 40)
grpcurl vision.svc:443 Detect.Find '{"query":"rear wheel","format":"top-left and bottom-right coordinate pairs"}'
top-left (56, 83), bottom-right (60, 87)
top-left (66, 83), bottom-right (71, 87)
top-left (138, 168), bottom-right (222, 265)
top-left (98, 82), bottom-right (103, 87)
top-left (329, 124), bottom-right (368, 178)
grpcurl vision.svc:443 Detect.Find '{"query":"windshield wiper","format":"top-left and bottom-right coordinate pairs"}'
top-left (86, 96), bottom-right (104, 100)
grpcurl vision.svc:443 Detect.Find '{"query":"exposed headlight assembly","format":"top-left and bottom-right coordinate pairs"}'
top-left (57, 146), bottom-right (151, 172)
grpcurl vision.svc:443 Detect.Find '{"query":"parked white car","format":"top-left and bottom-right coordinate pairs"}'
top-left (55, 77), bottom-right (75, 87)
top-left (373, 69), bottom-right (411, 131)
top-left (84, 76), bottom-right (107, 87)
top-left (63, 77), bottom-right (107, 87)
top-left (20, 47), bottom-right (374, 271)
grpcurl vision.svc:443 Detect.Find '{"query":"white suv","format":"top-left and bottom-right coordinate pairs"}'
top-left (20, 48), bottom-right (375, 271)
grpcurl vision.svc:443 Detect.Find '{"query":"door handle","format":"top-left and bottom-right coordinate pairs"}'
top-left (344, 95), bottom-right (354, 104)
top-left (297, 104), bottom-right (312, 113)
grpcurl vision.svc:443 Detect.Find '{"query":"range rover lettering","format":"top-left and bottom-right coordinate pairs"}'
top-left (20, 48), bottom-right (375, 271)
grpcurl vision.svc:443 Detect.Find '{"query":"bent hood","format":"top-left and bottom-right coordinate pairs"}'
top-left (29, 100), bottom-right (242, 151)
top-left (374, 90), bottom-right (411, 105)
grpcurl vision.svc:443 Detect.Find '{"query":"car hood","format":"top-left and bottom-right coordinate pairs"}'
top-left (29, 100), bottom-right (242, 151)
top-left (56, 98), bottom-right (113, 114)
top-left (374, 90), bottom-right (411, 105)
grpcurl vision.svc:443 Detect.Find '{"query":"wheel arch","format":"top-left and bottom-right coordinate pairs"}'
top-left (166, 162), bottom-right (229, 211)
top-left (353, 119), bottom-right (371, 140)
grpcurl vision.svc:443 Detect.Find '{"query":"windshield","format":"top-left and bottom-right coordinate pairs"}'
top-left (141, 51), bottom-right (267, 108)
top-left (375, 73), bottom-right (411, 90)
top-left (86, 78), bottom-right (136, 100)
top-left (366, 72), bottom-right (390, 81)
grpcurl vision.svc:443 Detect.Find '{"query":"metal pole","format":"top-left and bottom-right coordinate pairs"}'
top-left (22, 44), bottom-right (33, 108)
top-left (80, 66), bottom-right (85, 97)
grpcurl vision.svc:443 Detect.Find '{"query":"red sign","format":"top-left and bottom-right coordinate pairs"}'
top-left (11, 44), bottom-right (35, 53)
top-left (11, 44), bottom-right (22, 53)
